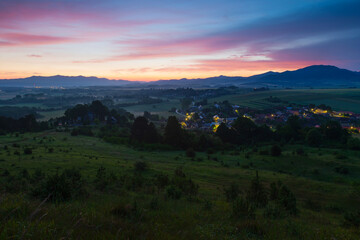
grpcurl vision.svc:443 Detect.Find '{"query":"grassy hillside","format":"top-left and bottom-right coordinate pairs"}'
top-left (0, 130), bottom-right (359, 239)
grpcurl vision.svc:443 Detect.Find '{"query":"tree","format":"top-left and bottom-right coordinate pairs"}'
top-left (90, 100), bottom-right (109, 121)
top-left (131, 116), bottom-right (149, 142)
top-left (164, 116), bottom-right (185, 147)
top-left (232, 117), bottom-right (257, 143)
top-left (323, 120), bottom-right (346, 140)
top-left (216, 123), bottom-right (234, 143)
top-left (180, 98), bottom-right (192, 110)
top-left (306, 128), bottom-right (323, 147)
top-left (144, 122), bottom-right (159, 143)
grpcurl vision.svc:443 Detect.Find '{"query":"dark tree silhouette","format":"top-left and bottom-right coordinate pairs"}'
top-left (164, 116), bottom-right (184, 147)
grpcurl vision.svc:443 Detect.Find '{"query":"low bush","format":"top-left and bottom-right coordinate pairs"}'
top-left (232, 197), bottom-right (255, 219)
top-left (134, 161), bottom-right (148, 172)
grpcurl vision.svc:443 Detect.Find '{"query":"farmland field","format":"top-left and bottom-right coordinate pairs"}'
top-left (38, 109), bottom-right (66, 121)
top-left (0, 130), bottom-right (359, 239)
top-left (124, 99), bottom-right (180, 117)
top-left (210, 89), bottom-right (360, 112)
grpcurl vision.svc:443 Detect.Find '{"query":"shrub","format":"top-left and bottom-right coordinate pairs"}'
top-left (334, 166), bottom-right (349, 175)
top-left (166, 185), bottom-right (182, 199)
top-left (224, 182), bottom-right (240, 202)
top-left (149, 197), bottom-right (159, 210)
top-left (203, 199), bottom-right (213, 211)
top-left (235, 220), bottom-right (265, 238)
top-left (270, 145), bottom-right (282, 157)
top-left (32, 169), bottom-right (86, 202)
top-left (304, 199), bottom-right (322, 212)
top-left (246, 172), bottom-right (268, 208)
top-left (296, 148), bottom-right (305, 156)
top-left (264, 203), bottom-right (284, 219)
top-left (180, 178), bottom-right (199, 199)
top-left (278, 185), bottom-right (297, 215)
top-left (344, 210), bottom-right (360, 227)
top-left (134, 161), bottom-right (148, 172)
top-left (32, 169), bottom-right (45, 183)
top-left (232, 197), bottom-right (255, 219)
top-left (111, 201), bottom-right (140, 220)
top-left (154, 173), bottom-right (169, 191)
top-left (24, 148), bottom-right (32, 155)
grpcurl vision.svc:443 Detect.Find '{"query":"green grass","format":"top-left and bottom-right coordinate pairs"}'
top-left (210, 89), bottom-right (360, 112)
top-left (124, 99), bottom-right (180, 117)
top-left (38, 109), bottom-right (66, 121)
top-left (0, 131), bottom-right (359, 239)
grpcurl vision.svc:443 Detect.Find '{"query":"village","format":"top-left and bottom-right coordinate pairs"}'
top-left (178, 100), bottom-right (360, 134)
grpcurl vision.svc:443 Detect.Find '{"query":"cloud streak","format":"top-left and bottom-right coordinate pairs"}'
top-left (1, 0), bottom-right (359, 79)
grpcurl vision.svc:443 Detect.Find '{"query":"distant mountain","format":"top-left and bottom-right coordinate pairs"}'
top-left (1, 65), bottom-right (359, 88)
top-left (256, 65), bottom-right (360, 87)
top-left (144, 65), bottom-right (360, 88)
top-left (0, 75), bottom-right (131, 87)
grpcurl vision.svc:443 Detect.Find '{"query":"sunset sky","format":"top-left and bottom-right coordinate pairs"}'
top-left (0, 0), bottom-right (359, 81)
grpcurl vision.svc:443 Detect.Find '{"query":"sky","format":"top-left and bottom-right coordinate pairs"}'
top-left (0, 0), bottom-right (359, 81)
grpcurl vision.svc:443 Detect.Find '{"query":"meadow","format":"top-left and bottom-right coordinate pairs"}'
top-left (0, 130), bottom-right (359, 239)
top-left (209, 89), bottom-right (360, 113)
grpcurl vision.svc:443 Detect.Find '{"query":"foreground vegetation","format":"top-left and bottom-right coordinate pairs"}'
top-left (0, 87), bottom-right (360, 239)
top-left (0, 130), bottom-right (360, 239)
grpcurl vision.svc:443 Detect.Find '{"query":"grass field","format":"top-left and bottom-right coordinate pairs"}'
top-left (0, 130), bottom-right (359, 239)
top-left (38, 109), bottom-right (66, 121)
top-left (210, 89), bottom-right (360, 112)
top-left (124, 99), bottom-right (180, 117)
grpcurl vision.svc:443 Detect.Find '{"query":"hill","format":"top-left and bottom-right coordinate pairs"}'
top-left (1, 65), bottom-right (359, 88)
top-left (0, 75), bottom-right (131, 87)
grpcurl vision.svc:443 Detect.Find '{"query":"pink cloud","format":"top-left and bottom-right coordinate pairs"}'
top-left (152, 59), bottom-right (323, 75)
top-left (0, 33), bottom-right (74, 47)
top-left (27, 54), bottom-right (42, 58)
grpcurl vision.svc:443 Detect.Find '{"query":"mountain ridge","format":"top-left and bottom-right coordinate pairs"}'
top-left (1, 65), bottom-right (359, 88)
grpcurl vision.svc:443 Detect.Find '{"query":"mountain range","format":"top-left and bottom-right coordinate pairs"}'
top-left (1, 65), bottom-right (359, 88)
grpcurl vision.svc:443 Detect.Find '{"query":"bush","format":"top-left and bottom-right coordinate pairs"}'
top-left (235, 220), bottom-right (265, 237)
top-left (134, 161), bottom-right (148, 172)
top-left (224, 182), bottom-right (240, 202)
top-left (203, 199), bottom-right (213, 211)
top-left (246, 172), bottom-right (268, 208)
top-left (185, 148), bottom-right (196, 158)
top-left (111, 201), bottom-right (141, 220)
top-left (334, 166), bottom-right (349, 175)
top-left (296, 148), bottom-right (305, 156)
top-left (232, 197), bottom-right (255, 219)
top-left (32, 169), bottom-right (86, 202)
top-left (344, 210), bottom-right (360, 227)
top-left (154, 173), bottom-right (169, 191)
top-left (166, 185), bottom-right (182, 199)
top-left (263, 203), bottom-right (284, 219)
top-left (270, 145), bottom-right (282, 157)
top-left (24, 148), bottom-right (32, 155)
top-left (278, 185), bottom-right (297, 215)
